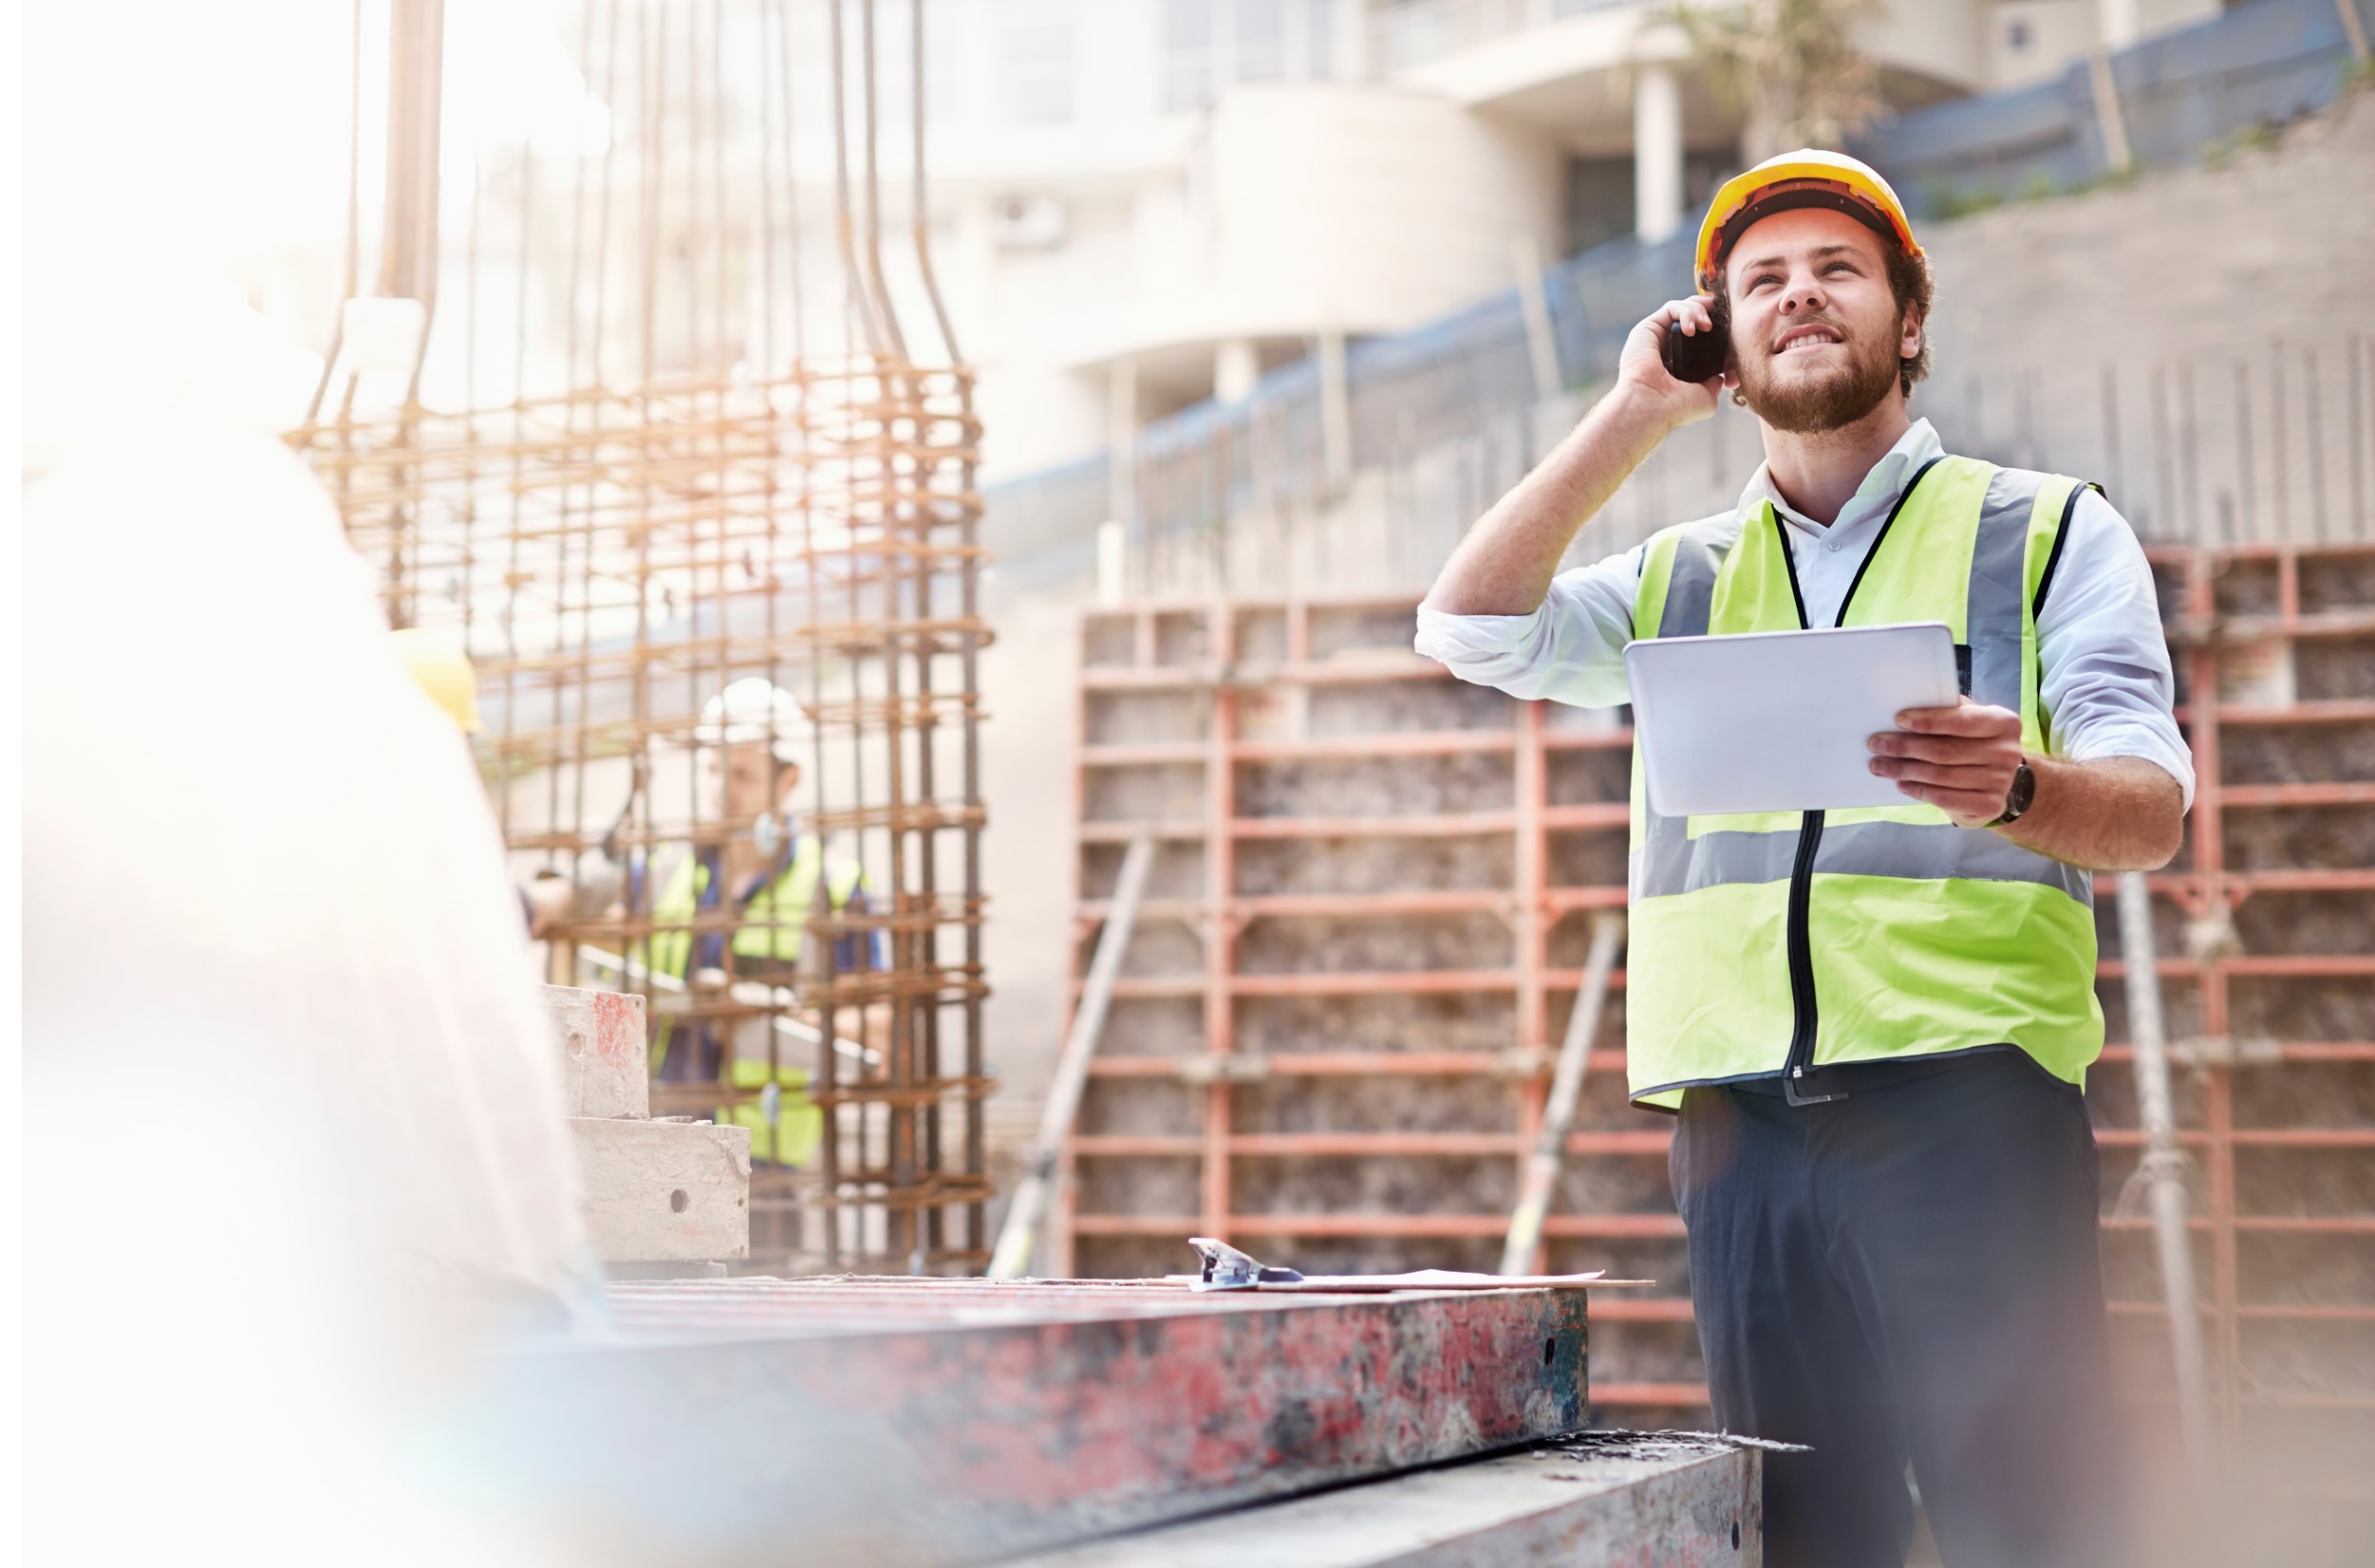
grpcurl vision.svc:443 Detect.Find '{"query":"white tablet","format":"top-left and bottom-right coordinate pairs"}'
top-left (1621, 622), bottom-right (1961, 817)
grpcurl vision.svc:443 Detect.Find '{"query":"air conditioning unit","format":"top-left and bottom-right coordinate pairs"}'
top-left (992, 193), bottom-right (1067, 251)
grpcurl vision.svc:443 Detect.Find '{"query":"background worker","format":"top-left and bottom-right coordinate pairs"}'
top-left (1416, 151), bottom-right (2189, 1567)
top-left (642, 678), bottom-right (879, 1170)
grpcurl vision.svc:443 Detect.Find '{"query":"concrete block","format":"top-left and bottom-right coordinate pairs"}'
top-left (570, 1117), bottom-right (750, 1261)
top-left (1003, 1436), bottom-right (1762, 1568)
top-left (543, 985), bottom-right (648, 1119)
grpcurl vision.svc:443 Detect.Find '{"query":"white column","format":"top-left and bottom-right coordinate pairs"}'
top-left (1107, 356), bottom-right (1139, 537)
top-left (1215, 338), bottom-right (1260, 403)
top-left (1318, 330), bottom-right (1351, 494)
top-left (1334, 0), bottom-right (1369, 82)
top-left (1634, 63), bottom-right (1684, 245)
top-left (2098, 0), bottom-right (2141, 50)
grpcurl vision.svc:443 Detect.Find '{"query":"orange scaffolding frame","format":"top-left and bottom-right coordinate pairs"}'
top-left (1058, 543), bottom-right (2375, 1443)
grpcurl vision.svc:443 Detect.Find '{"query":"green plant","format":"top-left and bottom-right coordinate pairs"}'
top-left (1661, 0), bottom-right (1882, 160)
top-left (1925, 182), bottom-right (2002, 220)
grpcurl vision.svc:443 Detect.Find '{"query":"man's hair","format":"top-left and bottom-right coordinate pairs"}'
top-left (1706, 244), bottom-right (1935, 397)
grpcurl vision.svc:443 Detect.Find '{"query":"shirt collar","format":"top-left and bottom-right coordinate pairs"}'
top-left (1742, 418), bottom-right (1942, 536)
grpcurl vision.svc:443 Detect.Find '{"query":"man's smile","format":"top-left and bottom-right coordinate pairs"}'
top-left (1772, 322), bottom-right (1845, 354)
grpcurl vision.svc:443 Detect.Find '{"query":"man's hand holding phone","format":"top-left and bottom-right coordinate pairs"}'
top-left (1615, 295), bottom-right (1731, 435)
top-left (1422, 293), bottom-right (1737, 616)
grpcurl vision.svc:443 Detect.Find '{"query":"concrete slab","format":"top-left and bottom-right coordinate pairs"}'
top-left (464, 1278), bottom-right (1616, 1566)
top-left (543, 985), bottom-right (648, 1119)
top-left (569, 1117), bottom-right (749, 1261)
top-left (1001, 1434), bottom-right (1762, 1568)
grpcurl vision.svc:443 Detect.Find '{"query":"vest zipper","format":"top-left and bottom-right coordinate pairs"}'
top-left (1781, 809), bottom-right (1839, 1105)
top-left (1769, 458), bottom-right (1941, 1108)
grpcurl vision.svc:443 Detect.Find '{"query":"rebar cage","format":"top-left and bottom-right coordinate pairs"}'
top-left (290, 0), bottom-right (991, 1271)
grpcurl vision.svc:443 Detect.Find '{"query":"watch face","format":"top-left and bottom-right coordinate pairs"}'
top-left (2007, 762), bottom-right (2035, 817)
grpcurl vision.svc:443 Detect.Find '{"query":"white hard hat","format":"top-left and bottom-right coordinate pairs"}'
top-left (693, 678), bottom-right (812, 763)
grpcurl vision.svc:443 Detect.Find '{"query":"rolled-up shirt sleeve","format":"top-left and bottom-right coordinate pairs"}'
top-left (1412, 545), bottom-right (1645, 709)
top-left (2037, 490), bottom-right (2196, 809)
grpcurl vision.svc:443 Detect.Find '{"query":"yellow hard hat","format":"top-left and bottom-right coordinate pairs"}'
top-left (392, 628), bottom-right (484, 734)
top-left (1693, 148), bottom-right (1921, 286)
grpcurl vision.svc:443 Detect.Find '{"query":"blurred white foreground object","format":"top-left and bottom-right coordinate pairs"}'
top-left (338, 295), bottom-right (431, 374)
top-left (24, 410), bottom-right (592, 1566)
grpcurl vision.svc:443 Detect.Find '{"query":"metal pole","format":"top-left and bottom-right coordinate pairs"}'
top-left (910, 0), bottom-right (961, 363)
top-left (989, 834), bottom-right (1156, 1279)
top-left (2116, 869), bottom-right (2217, 1475)
top-left (2086, 47), bottom-right (2133, 177)
top-left (1499, 912), bottom-right (1623, 1278)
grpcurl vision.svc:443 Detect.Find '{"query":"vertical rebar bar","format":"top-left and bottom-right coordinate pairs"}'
top-left (2149, 365), bottom-right (2172, 540)
top-left (2305, 347), bottom-right (2329, 543)
top-left (2234, 360), bottom-right (2256, 546)
top-left (2179, 362), bottom-right (2203, 547)
top-left (2348, 334), bottom-right (2367, 538)
top-left (2100, 364), bottom-right (2123, 504)
top-left (2270, 338), bottom-right (2291, 544)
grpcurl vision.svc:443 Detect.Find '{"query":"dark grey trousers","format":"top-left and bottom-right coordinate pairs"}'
top-left (1670, 1050), bottom-right (2127, 1568)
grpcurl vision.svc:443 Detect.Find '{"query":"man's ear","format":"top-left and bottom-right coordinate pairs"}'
top-left (1898, 303), bottom-right (1925, 362)
top-left (775, 761), bottom-right (802, 811)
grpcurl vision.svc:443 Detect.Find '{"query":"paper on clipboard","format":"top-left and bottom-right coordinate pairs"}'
top-left (1621, 622), bottom-right (1961, 817)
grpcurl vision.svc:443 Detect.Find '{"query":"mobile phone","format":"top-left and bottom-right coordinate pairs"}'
top-left (1661, 318), bottom-right (1730, 383)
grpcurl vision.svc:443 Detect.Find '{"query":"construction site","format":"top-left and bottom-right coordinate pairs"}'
top-left (18, 0), bottom-right (2375, 1564)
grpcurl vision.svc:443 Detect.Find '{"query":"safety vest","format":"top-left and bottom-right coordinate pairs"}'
top-left (648, 834), bottom-right (867, 1164)
top-left (1623, 456), bottom-right (2104, 1111)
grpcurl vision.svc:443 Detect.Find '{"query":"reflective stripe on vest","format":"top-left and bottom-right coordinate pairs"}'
top-left (1623, 457), bottom-right (2104, 1110)
top-left (646, 836), bottom-right (864, 1166)
top-left (648, 836), bottom-right (865, 981)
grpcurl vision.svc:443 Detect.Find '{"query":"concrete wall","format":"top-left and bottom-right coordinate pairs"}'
top-left (1919, 87), bottom-right (2375, 375)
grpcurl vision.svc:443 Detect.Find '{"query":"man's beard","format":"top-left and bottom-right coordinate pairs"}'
top-left (1735, 315), bottom-right (1905, 434)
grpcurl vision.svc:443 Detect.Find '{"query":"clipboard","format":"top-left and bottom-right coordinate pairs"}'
top-left (1621, 622), bottom-right (1961, 817)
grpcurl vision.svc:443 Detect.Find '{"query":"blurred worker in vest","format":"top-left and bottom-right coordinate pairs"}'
top-left (1419, 151), bottom-right (2189, 1566)
top-left (645, 678), bottom-right (876, 1171)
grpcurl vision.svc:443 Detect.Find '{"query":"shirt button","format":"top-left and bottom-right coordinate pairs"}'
top-left (1825, 538), bottom-right (1842, 551)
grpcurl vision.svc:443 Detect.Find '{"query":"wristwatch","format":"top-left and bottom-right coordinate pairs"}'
top-left (1988, 760), bottom-right (2036, 828)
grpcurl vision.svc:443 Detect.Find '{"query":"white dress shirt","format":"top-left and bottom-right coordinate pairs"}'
top-left (1412, 419), bottom-right (2196, 806)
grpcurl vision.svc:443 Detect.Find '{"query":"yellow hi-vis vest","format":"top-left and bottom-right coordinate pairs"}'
top-left (1623, 456), bottom-right (2105, 1111)
top-left (648, 835), bottom-right (866, 1164)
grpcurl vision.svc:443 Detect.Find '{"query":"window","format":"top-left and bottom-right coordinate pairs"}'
top-left (1158, 0), bottom-right (1334, 116)
top-left (1162, 0), bottom-right (1215, 115)
top-left (1232, 0), bottom-right (1284, 84)
top-left (1000, 0), bottom-right (1074, 126)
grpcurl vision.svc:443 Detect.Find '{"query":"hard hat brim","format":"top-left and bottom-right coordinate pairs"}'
top-left (1694, 152), bottom-right (1920, 284)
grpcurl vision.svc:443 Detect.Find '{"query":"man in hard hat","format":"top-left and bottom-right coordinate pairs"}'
top-left (1417, 150), bottom-right (2188, 1565)
top-left (641, 678), bottom-right (877, 1171)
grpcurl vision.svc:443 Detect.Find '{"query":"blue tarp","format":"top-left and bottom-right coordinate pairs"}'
top-left (1861, 0), bottom-right (2368, 213)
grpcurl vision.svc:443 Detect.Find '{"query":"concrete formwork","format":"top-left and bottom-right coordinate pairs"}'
top-left (1059, 544), bottom-right (2375, 1479)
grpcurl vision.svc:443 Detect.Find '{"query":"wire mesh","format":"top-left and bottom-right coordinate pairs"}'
top-left (290, 0), bottom-right (990, 1273)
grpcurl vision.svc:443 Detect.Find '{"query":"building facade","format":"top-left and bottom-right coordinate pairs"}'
top-left (887, 0), bottom-right (2220, 477)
